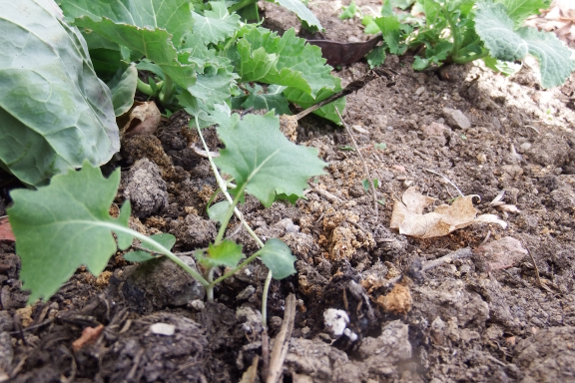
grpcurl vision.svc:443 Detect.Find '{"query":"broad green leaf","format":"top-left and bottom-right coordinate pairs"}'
top-left (236, 27), bottom-right (340, 98)
top-left (413, 40), bottom-right (453, 70)
top-left (136, 59), bottom-right (166, 80)
top-left (188, 67), bottom-right (238, 110)
top-left (367, 46), bottom-right (387, 68)
top-left (82, 30), bottom-right (122, 80)
top-left (66, 18), bottom-right (197, 91)
top-left (236, 41), bottom-right (310, 93)
top-left (108, 64), bottom-right (138, 116)
top-left (0, 0), bottom-right (119, 186)
top-left (283, 86), bottom-right (346, 125)
top-left (374, 16), bottom-right (408, 55)
top-left (208, 200), bottom-right (231, 223)
top-left (60, 0), bottom-right (197, 90)
top-left (445, 0), bottom-right (475, 16)
top-left (475, 1), bottom-right (575, 88)
top-left (392, 0), bottom-right (416, 9)
top-left (196, 240), bottom-right (244, 268)
top-left (255, 238), bottom-right (296, 279)
top-left (214, 112), bottom-right (326, 207)
top-left (270, 0), bottom-right (323, 30)
top-left (483, 56), bottom-right (522, 75)
top-left (123, 233), bottom-right (176, 262)
top-left (239, 84), bottom-right (292, 115)
top-left (494, 0), bottom-right (550, 25)
top-left (191, 2), bottom-right (241, 45)
top-left (421, 0), bottom-right (443, 28)
top-left (7, 162), bottom-right (132, 303)
top-left (60, 0), bottom-right (194, 45)
top-left (362, 16), bottom-right (381, 35)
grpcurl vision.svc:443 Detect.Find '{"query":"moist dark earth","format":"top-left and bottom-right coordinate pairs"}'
top-left (2, 1), bottom-right (575, 382)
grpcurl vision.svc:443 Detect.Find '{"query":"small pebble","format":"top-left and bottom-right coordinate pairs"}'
top-left (237, 285), bottom-right (256, 300)
top-left (520, 142), bottom-right (532, 151)
top-left (189, 299), bottom-right (205, 311)
top-left (150, 323), bottom-right (176, 336)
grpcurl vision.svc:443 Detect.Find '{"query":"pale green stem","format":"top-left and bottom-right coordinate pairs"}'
top-left (137, 78), bottom-right (163, 97)
top-left (159, 75), bottom-right (175, 105)
top-left (452, 50), bottom-right (489, 64)
top-left (214, 185), bottom-right (245, 245)
top-left (100, 223), bottom-right (210, 287)
top-left (211, 250), bottom-right (262, 286)
top-left (442, 6), bottom-right (460, 58)
top-left (137, 78), bottom-right (154, 95)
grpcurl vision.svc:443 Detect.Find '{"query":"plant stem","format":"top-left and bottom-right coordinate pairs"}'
top-left (452, 50), bottom-right (489, 64)
top-left (105, 224), bottom-right (210, 287)
top-left (194, 117), bottom-right (264, 248)
top-left (206, 267), bottom-right (215, 301)
top-left (228, 0), bottom-right (257, 13)
top-left (442, 5), bottom-right (460, 59)
top-left (159, 75), bottom-right (175, 105)
top-left (214, 186), bottom-right (245, 245)
top-left (211, 250), bottom-right (263, 286)
top-left (137, 78), bottom-right (155, 96)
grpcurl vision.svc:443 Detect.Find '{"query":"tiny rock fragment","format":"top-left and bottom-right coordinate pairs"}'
top-left (150, 322), bottom-right (176, 336)
top-left (473, 237), bottom-right (528, 272)
top-left (430, 316), bottom-right (446, 345)
top-left (323, 308), bottom-right (349, 337)
top-left (72, 324), bottom-right (104, 351)
top-left (117, 101), bottom-right (162, 137)
top-left (421, 122), bottom-right (446, 137)
top-left (442, 107), bottom-right (471, 129)
top-left (376, 279), bottom-right (412, 315)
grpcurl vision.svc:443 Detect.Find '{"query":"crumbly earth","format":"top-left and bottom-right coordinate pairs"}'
top-left (2, 1), bottom-right (575, 382)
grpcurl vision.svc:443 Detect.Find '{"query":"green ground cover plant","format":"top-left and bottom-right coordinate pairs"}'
top-left (364, 0), bottom-right (575, 88)
top-left (5, 0), bottom-right (337, 306)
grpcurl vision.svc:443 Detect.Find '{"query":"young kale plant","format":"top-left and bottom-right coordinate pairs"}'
top-left (366, 0), bottom-right (575, 88)
top-left (8, 108), bottom-right (326, 304)
top-left (6, 0), bottom-right (338, 310)
top-left (58, 0), bottom-right (344, 125)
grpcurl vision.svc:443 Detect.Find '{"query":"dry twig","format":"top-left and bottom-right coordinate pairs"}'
top-left (423, 168), bottom-right (464, 198)
top-left (266, 294), bottom-right (297, 383)
top-left (335, 108), bottom-right (379, 219)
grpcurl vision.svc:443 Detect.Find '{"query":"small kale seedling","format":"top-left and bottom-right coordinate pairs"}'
top-left (8, 110), bottom-right (325, 304)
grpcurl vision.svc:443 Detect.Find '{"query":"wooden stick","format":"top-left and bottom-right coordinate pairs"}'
top-left (266, 294), bottom-right (297, 383)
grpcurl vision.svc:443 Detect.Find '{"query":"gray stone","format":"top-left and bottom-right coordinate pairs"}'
top-left (442, 107), bottom-right (471, 129)
top-left (123, 158), bottom-right (168, 218)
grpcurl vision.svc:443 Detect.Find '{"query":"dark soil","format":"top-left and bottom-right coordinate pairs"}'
top-left (2, 1), bottom-right (575, 382)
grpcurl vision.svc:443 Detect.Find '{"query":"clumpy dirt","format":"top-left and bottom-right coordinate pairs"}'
top-left (2, 1), bottom-right (575, 382)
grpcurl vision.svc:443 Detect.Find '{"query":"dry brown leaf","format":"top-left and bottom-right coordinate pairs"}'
top-left (72, 324), bottom-right (104, 352)
top-left (117, 101), bottom-right (161, 137)
top-left (390, 187), bottom-right (506, 238)
top-left (473, 237), bottom-right (528, 272)
top-left (525, 0), bottom-right (575, 43)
